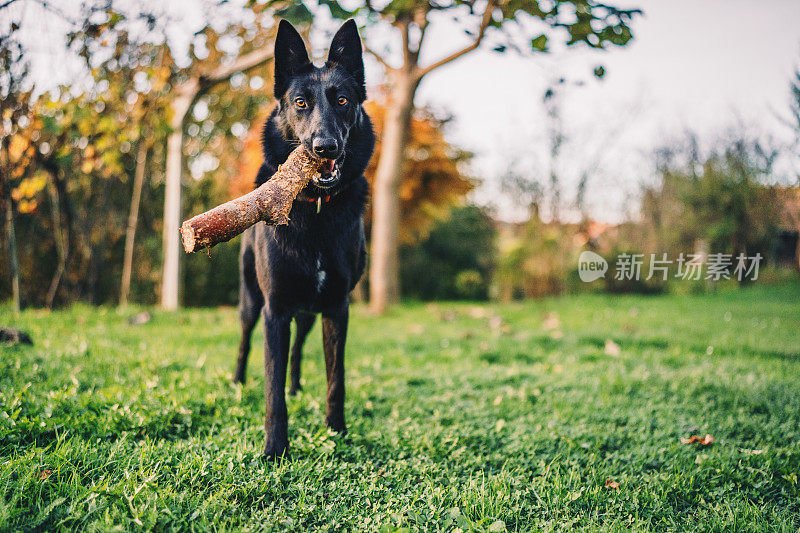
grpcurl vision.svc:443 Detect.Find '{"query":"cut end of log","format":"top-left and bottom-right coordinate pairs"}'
top-left (180, 223), bottom-right (197, 253)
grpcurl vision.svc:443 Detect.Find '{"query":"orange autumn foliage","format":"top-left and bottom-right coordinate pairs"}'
top-left (232, 108), bottom-right (271, 199)
top-left (234, 99), bottom-right (473, 244)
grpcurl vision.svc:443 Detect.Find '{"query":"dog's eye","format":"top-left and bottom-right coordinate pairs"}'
top-left (294, 98), bottom-right (307, 109)
top-left (337, 96), bottom-right (347, 106)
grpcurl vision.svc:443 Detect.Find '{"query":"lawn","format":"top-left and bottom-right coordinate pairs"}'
top-left (1, 282), bottom-right (799, 531)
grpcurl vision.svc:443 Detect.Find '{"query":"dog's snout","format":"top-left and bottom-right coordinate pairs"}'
top-left (312, 138), bottom-right (339, 159)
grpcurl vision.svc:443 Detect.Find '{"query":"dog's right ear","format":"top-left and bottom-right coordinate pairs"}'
top-left (274, 20), bottom-right (310, 99)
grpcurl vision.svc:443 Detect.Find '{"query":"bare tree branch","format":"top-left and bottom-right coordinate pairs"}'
top-left (201, 47), bottom-right (273, 83)
top-left (413, 11), bottom-right (430, 56)
top-left (364, 43), bottom-right (393, 71)
top-left (399, 18), bottom-right (412, 69)
top-left (0, 0), bottom-right (22, 11)
top-left (416, 0), bottom-right (496, 79)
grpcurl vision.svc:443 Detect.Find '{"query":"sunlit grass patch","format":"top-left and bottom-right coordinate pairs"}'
top-left (1, 282), bottom-right (799, 530)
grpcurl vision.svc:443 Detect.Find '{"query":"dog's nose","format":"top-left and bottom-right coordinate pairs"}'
top-left (312, 138), bottom-right (338, 159)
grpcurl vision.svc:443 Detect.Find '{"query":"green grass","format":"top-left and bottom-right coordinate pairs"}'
top-left (2, 282), bottom-right (800, 531)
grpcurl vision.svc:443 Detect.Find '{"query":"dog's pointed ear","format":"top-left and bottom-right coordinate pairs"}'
top-left (274, 19), bottom-right (310, 99)
top-left (327, 19), bottom-right (366, 101)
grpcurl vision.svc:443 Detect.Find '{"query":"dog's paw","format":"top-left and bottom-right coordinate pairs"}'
top-left (262, 444), bottom-right (290, 463)
top-left (325, 418), bottom-right (347, 436)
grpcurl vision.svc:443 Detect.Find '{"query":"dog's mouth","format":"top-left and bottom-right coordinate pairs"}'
top-left (314, 158), bottom-right (341, 188)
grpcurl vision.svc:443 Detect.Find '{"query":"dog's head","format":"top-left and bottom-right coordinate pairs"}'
top-left (273, 19), bottom-right (366, 189)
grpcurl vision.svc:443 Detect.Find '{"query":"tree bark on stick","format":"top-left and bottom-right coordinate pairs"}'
top-left (180, 146), bottom-right (320, 253)
top-left (120, 140), bottom-right (148, 306)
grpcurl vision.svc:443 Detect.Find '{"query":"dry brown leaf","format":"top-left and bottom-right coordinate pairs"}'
top-left (406, 324), bottom-right (425, 335)
top-left (468, 306), bottom-right (488, 319)
top-left (604, 339), bottom-right (621, 356)
top-left (542, 313), bottom-right (561, 330)
top-left (488, 316), bottom-right (504, 329)
top-left (681, 434), bottom-right (714, 446)
top-left (38, 469), bottom-right (52, 481)
top-left (604, 479), bottom-right (620, 489)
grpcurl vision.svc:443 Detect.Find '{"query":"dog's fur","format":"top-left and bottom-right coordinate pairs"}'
top-left (234, 19), bottom-right (375, 459)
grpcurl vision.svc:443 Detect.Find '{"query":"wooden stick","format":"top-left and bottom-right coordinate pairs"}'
top-left (180, 146), bottom-right (321, 253)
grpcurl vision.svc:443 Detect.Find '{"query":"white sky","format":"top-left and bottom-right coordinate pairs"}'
top-left (7, 0), bottom-right (800, 222)
top-left (401, 0), bottom-right (800, 221)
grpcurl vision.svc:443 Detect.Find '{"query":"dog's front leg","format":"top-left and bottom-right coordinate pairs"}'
top-left (262, 309), bottom-right (291, 459)
top-left (321, 300), bottom-right (348, 434)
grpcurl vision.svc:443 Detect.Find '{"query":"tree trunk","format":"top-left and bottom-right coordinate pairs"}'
top-left (796, 231), bottom-right (800, 273)
top-left (1, 137), bottom-right (21, 314)
top-left (161, 80), bottom-right (198, 311)
top-left (36, 156), bottom-right (75, 307)
top-left (351, 275), bottom-right (366, 303)
top-left (160, 49), bottom-right (273, 310)
top-left (90, 242), bottom-right (106, 305)
top-left (45, 178), bottom-right (67, 308)
top-left (120, 140), bottom-right (148, 306)
top-left (368, 72), bottom-right (418, 314)
top-left (4, 194), bottom-right (20, 314)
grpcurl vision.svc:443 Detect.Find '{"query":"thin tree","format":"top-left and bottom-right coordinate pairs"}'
top-left (45, 176), bottom-right (66, 307)
top-left (0, 28), bottom-right (29, 313)
top-left (120, 139), bottom-right (148, 306)
top-left (160, 46), bottom-right (274, 310)
top-left (2, 174), bottom-right (20, 314)
top-left (791, 64), bottom-right (800, 268)
top-left (791, 65), bottom-right (800, 150)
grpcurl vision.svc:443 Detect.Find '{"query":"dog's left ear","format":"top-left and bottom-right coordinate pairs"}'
top-left (327, 19), bottom-right (366, 101)
top-left (274, 19), bottom-right (311, 99)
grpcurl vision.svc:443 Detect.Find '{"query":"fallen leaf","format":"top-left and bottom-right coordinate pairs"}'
top-left (468, 306), bottom-right (488, 319)
top-left (739, 448), bottom-right (764, 455)
top-left (681, 434), bottom-right (714, 446)
top-left (407, 324), bottom-right (425, 335)
top-left (604, 479), bottom-right (620, 489)
top-left (488, 520), bottom-right (507, 532)
top-left (604, 339), bottom-right (621, 356)
top-left (38, 469), bottom-right (52, 481)
top-left (542, 313), bottom-right (561, 330)
top-left (127, 311), bottom-right (151, 325)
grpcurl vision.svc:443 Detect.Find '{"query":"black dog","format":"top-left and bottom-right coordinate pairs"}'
top-left (234, 19), bottom-right (375, 459)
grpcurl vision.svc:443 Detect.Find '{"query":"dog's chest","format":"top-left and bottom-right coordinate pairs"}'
top-left (265, 236), bottom-right (345, 310)
top-left (314, 252), bottom-right (327, 293)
